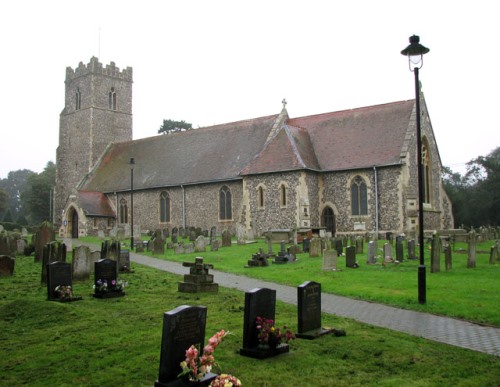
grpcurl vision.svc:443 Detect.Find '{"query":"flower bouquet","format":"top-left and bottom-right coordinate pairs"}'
top-left (256, 316), bottom-right (295, 349)
top-left (53, 285), bottom-right (82, 302)
top-left (209, 374), bottom-right (242, 387)
top-left (179, 329), bottom-right (229, 382)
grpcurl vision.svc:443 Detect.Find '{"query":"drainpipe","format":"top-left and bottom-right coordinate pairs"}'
top-left (181, 185), bottom-right (186, 228)
top-left (114, 193), bottom-right (118, 224)
top-left (373, 166), bottom-right (379, 239)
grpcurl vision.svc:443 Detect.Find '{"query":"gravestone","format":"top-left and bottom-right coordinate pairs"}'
top-left (209, 226), bottom-right (217, 244)
top-left (383, 243), bottom-right (393, 263)
top-left (407, 239), bottom-right (416, 260)
top-left (46, 261), bottom-right (82, 302)
top-left (72, 245), bottom-right (91, 280)
top-left (367, 241), bottom-right (377, 264)
top-left (396, 240), bottom-right (404, 262)
top-left (274, 241), bottom-right (291, 264)
top-left (34, 222), bottom-right (55, 262)
top-left (41, 241), bottom-right (67, 283)
top-left (221, 229), bottom-right (231, 247)
top-left (162, 228), bottom-right (170, 238)
top-left (171, 232), bottom-right (178, 244)
top-left (431, 234), bottom-right (441, 273)
top-left (17, 239), bottom-right (27, 255)
top-left (210, 239), bottom-right (220, 252)
top-left (135, 242), bottom-right (144, 253)
top-left (240, 288), bottom-right (289, 359)
top-left (322, 249), bottom-right (337, 271)
top-left (90, 251), bottom-right (101, 274)
top-left (194, 235), bottom-right (207, 253)
top-left (0, 234), bottom-right (15, 257)
top-left (490, 245), bottom-right (498, 265)
top-left (287, 245), bottom-right (299, 261)
top-left (444, 245), bottom-right (452, 270)
top-left (0, 255), bottom-right (15, 276)
top-left (93, 258), bottom-right (125, 298)
top-left (189, 230), bottom-right (196, 242)
top-left (296, 281), bottom-right (334, 339)
top-left (246, 248), bottom-right (270, 267)
top-left (332, 239), bottom-right (343, 257)
top-left (302, 238), bottom-right (310, 253)
top-left (174, 244), bottom-right (185, 255)
top-left (345, 246), bottom-right (358, 268)
top-left (97, 230), bottom-right (105, 239)
top-left (467, 230), bottom-right (476, 268)
top-left (155, 305), bottom-right (216, 387)
top-left (309, 238), bottom-right (321, 258)
top-left (184, 243), bottom-right (194, 254)
top-left (355, 237), bottom-right (363, 254)
top-left (118, 250), bottom-right (132, 272)
top-left (236, 223), bottom-right (246, 245)
top-left (178, 257), bottom-right (219, 293)
top-left (153, 232), bottom-right (166, 255)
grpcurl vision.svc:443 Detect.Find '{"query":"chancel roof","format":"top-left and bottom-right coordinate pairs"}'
top-left (80, 100), bottom-right (415, 193)
top-left (77, 191), bottom-right (115, 217)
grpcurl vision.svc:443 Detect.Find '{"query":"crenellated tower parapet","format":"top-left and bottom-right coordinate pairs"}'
top-left (66, 56), bottom-right (133, 81)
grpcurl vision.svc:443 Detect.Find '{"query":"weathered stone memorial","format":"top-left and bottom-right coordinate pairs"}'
top-left (246, 248), bottom-right (270, 267)
top-left (322, 248), bottom-right (337, 271)
top-left (194, 235), bottom-right (206, 253)
top-left (178, 257), bottom-right (219, 293)
top-left (444, 245), bottom-right (453, 270)
top-left (396, 239), bottom-right (404, 262)
top-left (72, 245), bottom-right (92, 280)
top-left (155, 305), bottom-right (216, 387)
top-left (431, 233), bottom-right (441, 273)
top-left (93, 258), bottom-right (125, 298)
top-left (407, 239), bottom-right (416, 260)
top-left (273, 241), bottom-right (293, 264)
top-left (118, 249), bottom-right (133, 272)
top-left (383, 243), bottom-right (393, 263)
top-left (46, 261), bottom-right (82, 302)
top-left (41, 241), bottom-right (67, 283)
top-left (221, 229), bottom-right (231, 247)
top-left (296, 281), bottom-right (334, 339)
top-left (367, 241), bottom-right (377, 264)
top-left (34, 222), bottom-right (55, 262)
top-left (309, 237), bottom-right (321, 258)
top-left (467, 230), bottom-right (477, 268)
top-left (240, 287), bottom-right (289, 359)
top-left (0, 255), bottom-right (15, 277)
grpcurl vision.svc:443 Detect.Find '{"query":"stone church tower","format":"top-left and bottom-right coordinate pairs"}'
top-left (54, 57), bottom-right (133, 226)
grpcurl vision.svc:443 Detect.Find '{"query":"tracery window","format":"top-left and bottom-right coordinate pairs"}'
top-left (109, 87), bottom-right (117, 110)
top-left (120, 198), bottom-right (128, 224)
top-left (258, 186), bottom-right (265, 208)
top-left (159, 191), bottom-right (171, 223)
top-left (75, 88), bottom-right (81, 110)
top-left (219, 186), bottom-right (232, 220)
top-left (351, 176), bottom-right (367, 216)
top-left (280, 184), bottom-right (287, 207)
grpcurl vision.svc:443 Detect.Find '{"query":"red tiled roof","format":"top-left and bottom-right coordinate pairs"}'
top-left (288, 100), bottom-right (415, 170)
top-left (81, 100), bottom-right (415, 192)
top-left (78, 191), bottom-right (115, 217)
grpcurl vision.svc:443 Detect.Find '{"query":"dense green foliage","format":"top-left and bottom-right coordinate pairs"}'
top-left (20, 162), bottom-right (55, 225)
top-left (1, 254), bottom-right (499, 386)
top-left (158, 119), bottom-right (193, 134)
top-left (443, 146), bottom-right (500, 227)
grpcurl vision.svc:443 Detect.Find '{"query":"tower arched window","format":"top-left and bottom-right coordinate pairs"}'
top-left (159, 191), bottom-right (171, 223)
top-left (280, 184), bottom-right (287, 207)
top-left (75, 88), bottom-right (81, 110)
top-left (422, 138), bottom-right (432, 204)
top-left (109, 87), bottom-right (117, 110)
top-left (119, 198), bottom-right (128, 224)
top-left (351, 176), bottom-right (368, 216)
top-left (219, 186), bottom-right (232, 220)
top-left (258, 186), bottom-right (265, 208)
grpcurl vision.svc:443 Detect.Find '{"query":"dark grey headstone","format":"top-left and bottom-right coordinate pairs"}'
top-left (346, 246), bottom-right (357, 268)
top-left (297, 281), bottom-right (333, 339)
top-left (396, 241), bottom-right (404, 262)
top-left (93, 258), bottom-right (124, 298)
top-left (240, 288), bottom-right (289, 358)
top-left (0, 255), bottom-right (15, 277)
top-left (155, 305), bottom-right (209, 386)
top-left (46, 261), bottom-right (72, 300)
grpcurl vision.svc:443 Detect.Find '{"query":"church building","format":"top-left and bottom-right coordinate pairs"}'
top-left (54, 57), bottom-right (453, 239)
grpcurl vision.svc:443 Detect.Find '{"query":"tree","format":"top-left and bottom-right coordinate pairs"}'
top-left (20, 162), bottom-right (56, 225)
top-left (158, 119), bottom-right (192, 134)
top-left (0, 169), bottom-right (35, 219)
top-left (0, 189), bottom-right (8, 220)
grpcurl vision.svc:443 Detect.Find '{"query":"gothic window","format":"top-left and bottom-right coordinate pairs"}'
top-left (159, 191), bottom-right (171, 223)
top-left (351, 176), bottom-right (368, 216)
top-left (120, 198), bottom-right (128, 224)
top-left (219, 186), bottom-right (232, 220)
top-left (109, 87), bottom-right (117, 110)
top-left (422, 138), bottom-right (432, 204)
top-left (258, 186), bottom-right (265, 208)
top-left (75, 88), bottom-right (81, 110)
top-left (280, 184), bottom-right (287, 207)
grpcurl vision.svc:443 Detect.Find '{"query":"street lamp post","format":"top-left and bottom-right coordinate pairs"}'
top-left (401, 35), bottom-right (430, 305)
top-left (129, 157), bottom-right (135, 250)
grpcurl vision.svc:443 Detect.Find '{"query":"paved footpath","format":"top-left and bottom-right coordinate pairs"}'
top-left (68, 240), bottom-right (500, 357)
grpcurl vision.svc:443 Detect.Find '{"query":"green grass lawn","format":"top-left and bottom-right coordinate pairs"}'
top-left (1, 254), bottom-right (499, 386)
top-left (85, 236), bottom-right (500, 327)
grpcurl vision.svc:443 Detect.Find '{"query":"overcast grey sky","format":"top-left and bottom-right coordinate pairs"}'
top-left (1, 0), bottom-right (498, 178)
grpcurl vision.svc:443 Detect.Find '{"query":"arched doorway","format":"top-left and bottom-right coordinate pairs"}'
top-left (321, 206), bottom-right (336, 235)
top-left (70, 208), bottom-right (79, 238)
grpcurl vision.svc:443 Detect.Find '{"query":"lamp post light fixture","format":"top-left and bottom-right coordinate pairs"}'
top-left (129, 157), bottom-right (135, 250)
top-left (401, 35), bottom-right (430, 304)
